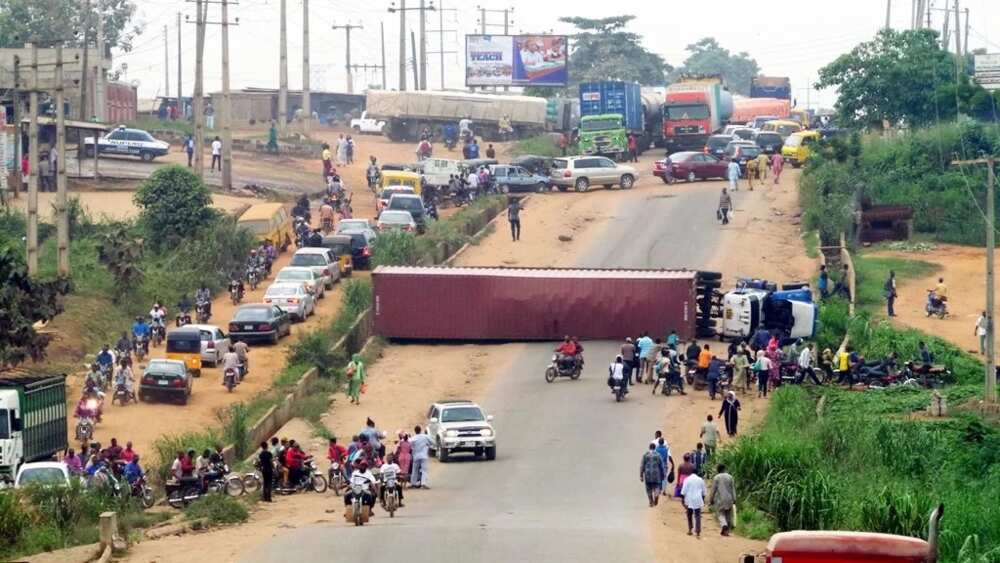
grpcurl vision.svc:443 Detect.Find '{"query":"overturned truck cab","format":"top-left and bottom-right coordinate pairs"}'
top-left (721, 280), bottom-right (817, 341)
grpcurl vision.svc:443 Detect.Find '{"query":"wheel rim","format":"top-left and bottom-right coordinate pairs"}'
top-left (575, 179), bottom-right (588, 192)
top-left (544, 368), bottom-right (557, 383)
top-left (621, 175), bottom-right (633, 188)
top-left (537, 183), bottom-right (547, 192)
top-left (312, 475), bottom-right (328, 493)
top-left (226, 477), bottom-right (245, 496)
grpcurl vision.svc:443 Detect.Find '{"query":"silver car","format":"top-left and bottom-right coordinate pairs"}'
top-left (275, 266), bottom-right (326, 299)
top-left (289, 247), bottom-right (340, 289)
top-left (549, 156), bottom-right (638, 193)
top-left (376, 210), bottom-right (417, 233)
top-left (186, 324), bottom-right (231, 367)
top-left (336, 219), bottom-right (378, 240)
top-left (264, 282), bottom-right (316, 321)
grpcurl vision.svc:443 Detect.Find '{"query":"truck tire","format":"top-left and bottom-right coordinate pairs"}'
top-left (574, 178), bottom-right (590, 193)
top-left (696, 318), bottom-right (714, 329)
top-left (697, 280), bottom-right (722, 290)
top-left (353, 126), bottom-right (362, 134)
top-left (696, 327), bottom-right (717, 338)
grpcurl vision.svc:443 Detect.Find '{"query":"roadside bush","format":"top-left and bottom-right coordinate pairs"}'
top-left (96, 222), bottom-right (145, 301)
top-left (0, 491), bottom-right (29, 551)
top-left (371, 230), bottom-right (418, 266)
top-left (858, 485), bottom-right (934, 538)
top-left (220, 403), bottom-right (251, 460)
top-left (763, 468), bottom-right (839, 531)
top-left (511, 134), bottom-right (562, 158)
top-left (183, 494), bottom-right (249, 525)
top-left (134, 165), bottom-right (217, 249)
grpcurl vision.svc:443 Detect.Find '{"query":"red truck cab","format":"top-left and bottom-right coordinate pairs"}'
top-left (662, 90), bottom-right (712, 152)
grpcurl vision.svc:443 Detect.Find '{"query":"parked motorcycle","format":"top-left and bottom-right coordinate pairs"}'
top-left (653, 370), bottom-right (685, 396)
top-left (925, 290), bottom-right (948, 318)
top-left (132, 475), bottom-right (156, 509)
top-left (276, 459), bottom-right (327, 494)
top-left (166, 470), bottom-right (244, 509)
top-left (544, 353), bottom-right (582, 383)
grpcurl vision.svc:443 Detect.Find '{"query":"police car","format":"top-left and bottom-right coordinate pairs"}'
top-left (82, 126), bottom-right (170, 161)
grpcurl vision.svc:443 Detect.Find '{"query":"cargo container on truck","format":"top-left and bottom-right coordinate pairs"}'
top-left (578, 81), bottom-right (646, 160)
top-left (0, 375), bottom-right (68, 482)
top-left (750, 76), bottom-right (791, 100)
top-left (373, 266), bottom-right (698, 341)
top-left (662, 76), bottom-right (733, 153)
top-left (730, 97), bottom-right (791, 125)
top-left (365, 90), bottom-right (547, 142)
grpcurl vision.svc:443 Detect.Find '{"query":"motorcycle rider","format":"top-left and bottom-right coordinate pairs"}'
top-left (262, 240), bottom-right (277, 271)
top-left (131, 316), bottom-right (150, 353)
top-left (366, 156), bottom-right (381, 190)
top-left (228, 276), bottom-right (245, 303)
top-left (319, 199), bottom-right (336, 233)
top-left (232, 340), bottom-right (250, 378)
top-left (114, 332), bottom-right (132, 360)
top-left (85, 363), bottom-right (103, 391)
top-left (123, 454), bottom-right (144, 487)
top-left (416, 138), bottom-right (433, 161)
top-left (96, 345), bottom-right (115, 384)
top-left (555, 336), bottom-right (579, 371)
top-left (176, 294), bottom-right (193, 325)
top-left (344, 458), bottom-right (378, 513)
top-left (283, 440), bottom-right (308, 488)
top-left (149, 302), bottom-right (167, 336)
top-left (221, 347), bottom-right (242, 384)
top-left (442, 122), bottom-right (458, 149)
top-left (608, 354), bottom-right (627, 395)
top-left (114, 358), bottom-right (135, 402)
top-left (195, 284), bottom-right (212, 319)
top-left (378, 453), bottom-right (405, 508)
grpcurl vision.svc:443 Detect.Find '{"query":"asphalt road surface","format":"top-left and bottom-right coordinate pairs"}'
top-left (243, 178), bottom-right (735, 563)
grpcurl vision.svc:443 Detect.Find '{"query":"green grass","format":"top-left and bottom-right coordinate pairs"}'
top-left (852, 254), bottom-right (939, 310)
top-left (510, 135), bottom-right (563, 158)
top-left (802, 230), bottom-right (820, 259)
top-left (183, 494), bottom-right (250, 525)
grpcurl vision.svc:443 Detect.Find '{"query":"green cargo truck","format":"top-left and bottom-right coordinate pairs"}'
top-left (0, 375), bottom-right (68, 481)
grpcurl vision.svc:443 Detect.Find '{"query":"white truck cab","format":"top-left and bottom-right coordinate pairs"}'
top-left (722, 288), bottom-right (817, 340)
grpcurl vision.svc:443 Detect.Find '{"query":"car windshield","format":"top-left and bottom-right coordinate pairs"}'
top-left (165, 337), bottom-right (199, 353)
top-left (665, 104), bottom-right (710, 119)
top-left (441, 406), bottom-right (485, 423)
top-left (738, 146), bottom-right (761, 157)
top-left (239, 220), bottom-right (271, 235)
top-left (277, 270), bottom-right (313, 282)
top-left (777, 125), bottom-right (800, 137)
top-left (380, 211), bottom-right (412, 223)
top-left (381, 188), bottom-right (413, 199)
top-left (389, 198), bottom-right (422, 212)
top-left (733, 129), bottom-right (754, 140)
top-left (338, 220), bottom-right (369, 232)
top-left (18, 467), bottom-right (65, 486)
top-left (708, 137), bottom-right (733, 149)
top-left (580, 118), bottom-right (621, 131)
top-left (290, 254), bottom-right (326, 267)
top-left (148, 361), bottom-right (186, 376)
top-left (0, 409), bottom-right (9, 439)
top-left (234, 307), bottom-right (271, 322)
top-left (756, 133), bottom-right (781, 144)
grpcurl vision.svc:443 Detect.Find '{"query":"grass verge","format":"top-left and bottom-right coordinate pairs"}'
top-left (183, 494), bottom-right (251, 525)
top-left (509, 134), bottom-right (563, 158)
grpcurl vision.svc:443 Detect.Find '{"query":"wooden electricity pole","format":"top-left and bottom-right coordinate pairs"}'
top-left (278, 0), bottom-right (288, 130)
top-left (302, 0), bottom-right (311, 134)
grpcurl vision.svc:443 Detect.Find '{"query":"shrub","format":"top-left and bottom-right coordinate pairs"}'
top-left (183, 494), bottom-right (249, 525)
top-left (96, 223), bottom-right (144, 301)
top-left (762, 469), bottom-right (839, 531)
top-left (0, 491), bottom-right (29, 550)
top-left (134, 165), bottom-right (217, 249)
top-left (371, 230), bottom-right (418, 266)
top-left (152, 430), bottom-right (221, 484)
top-left (858, 485), bottom-right (934, 538)
top-left (220, 403), bottom-right (251, 460)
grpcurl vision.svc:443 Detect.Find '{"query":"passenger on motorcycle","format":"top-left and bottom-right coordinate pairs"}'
top-left (132, 316), bottom-right (150, 344)
top-left (176, 294), bottom-right (193, 319)
top-left (328, 437), bottom-right (347, 467)
top-left (222, 348), bottom-right (242, 383)
top-left (195, 285), bottom-right (212, 317)
top-left (114, 360), bottom-right (135, 399)
top-left (378, 453), bottom-right (404, 507)
top-left (75, 393), bottom-right (102, 421)
top-left (233, 340), bottom-right (249, 377)
top-left (608, 355), bottom-right (627, 393)
top-left (555, 336), bottom-right (579, 368)
top-left (319, 200), bottom-right (336, 231)
top-left (416, 138), bottom-right (433, 161)
top-left (262, 240), bottom-right (277, 266)
top-left (344, 459), bottom-right (377, 511)
top-left (283, 441), bottom-right (309, 487)
top-left (96, 345), bottom-right (115, 371)
top-left (114, 332), bottom-right (132, 358)
top-left (149, 302), bottom-right (167, 329)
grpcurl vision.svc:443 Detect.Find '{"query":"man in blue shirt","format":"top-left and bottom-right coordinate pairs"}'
top-left (123, 455), bottom-right (144, 485)
top-left (96, 345), bottom-right (114, 369)
top-left (132, 316), bottom-right (150, 342)
top-left (467, 139), bottom-right (480, 159)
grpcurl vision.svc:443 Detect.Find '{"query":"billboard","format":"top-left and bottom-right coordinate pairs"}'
top-left (466, 35), bottom-right (568, 87)
top-left (975, 53), bottom-right (1000, 91)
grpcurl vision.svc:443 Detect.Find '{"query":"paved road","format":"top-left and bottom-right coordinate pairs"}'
top-left (243, 177), bottom-right (736, 563)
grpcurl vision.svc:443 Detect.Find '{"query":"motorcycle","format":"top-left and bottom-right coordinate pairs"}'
top-left (277, 459), bottom-right (327, 494)
top-left (75, 416), bottom-right (95, 441)
top-left (609, 377), bottom-right (627, 402)
top-left (111, 383), bottom-right (134, 406)
top-left (175, 309), bottom-right (192, 328)
top-left (925, 290), bottom-right (948, 318)
top-left (247, 267), bottom-right (260, 291)
top-left (133, 336), bottom-right (149, 362)
top-left (321, 217), bottom-right (334, 234)
top-left (544, 353), bottom-right (582, 383)
top-left (382, 476), bottom-right (400, 518)
top-left (350, 483), bottom-right (368, 526)
top-left (195, 300), bottom-right (211, 324)
top-left (328, 462), bottom-right (345, 497)
top-left (132, 475), bottom-right (156, 509)
top-left (653, 370), bottom-right (685, 396)
top-left (223, 368), bottom-right (238, 393)
top-left (444, 136), bottom-right (457, 151)
top-left (151, 322), bottom-right (165, 347)
top-left (166, 469), bottom-right (245, 509)
top-left (98, 363), bottom-right (113, 391)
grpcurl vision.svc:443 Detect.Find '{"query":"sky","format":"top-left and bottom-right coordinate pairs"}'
top-left (115, 0), bottom-right (1000, 108)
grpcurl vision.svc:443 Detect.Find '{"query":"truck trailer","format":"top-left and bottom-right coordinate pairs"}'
top-left (662, 76), bottom-right (733, 153)
top-left (750, 76), bottom-right (792, 100)
top-left (0, 375), bottom-right (68, 481)
top-left (364, 90), bottom-right (547, 142)
top-left (730, 97), bottom-right (791, 125)
top-left (373, 266), bottom-right (698, 341)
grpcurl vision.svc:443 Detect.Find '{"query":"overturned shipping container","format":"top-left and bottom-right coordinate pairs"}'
top-left (373, 266), bottom-right (697, 341)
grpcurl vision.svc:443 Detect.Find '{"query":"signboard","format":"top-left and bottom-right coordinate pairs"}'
top-left (466, 35), bottom-right (568, 87)
top-left (974, 53), bottom-right (1000, 91)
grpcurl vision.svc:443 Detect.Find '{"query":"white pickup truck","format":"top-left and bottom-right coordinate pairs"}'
top-left (350, 111), bottom-right (386, 135)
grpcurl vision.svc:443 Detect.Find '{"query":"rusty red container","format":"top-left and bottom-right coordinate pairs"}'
top-left (373, 266), bottom-right (697, 341)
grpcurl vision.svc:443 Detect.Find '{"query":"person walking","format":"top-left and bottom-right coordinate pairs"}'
top-left (706, 356), bottom-right (723, 399)
top-left (636, 332), bottom-right (654, 385)
top-left (771, 152), bottom-right (784, 184)
top-left (321, 143), bottom-right (333, 180)
top-left (346, 354), bottom-right (365, 405)
top-left (756, 152), bottom-right (770, 181)
top-left (394, 433), bottom-right (412, 481)
top-left (346, 136), bottom-right (355, 164)
top-left (507, 197), bottom-right (522, 241)
top-left (204, 101), bottom-right (215, 130)
top-left (257, 441), bottom-right (274, 502)
top-left (729, 347), bottom-right (749, 394)
top-left (267, 121), bottom-right (279, 154)
top-left (681, 469), bottom-right (706, 537)
top-left (210, 136), bottom-right (222, 172)
top-left (336, 134), bottom-right (347, 166)
top-left (184, 134), bottom-right (195, 167)
top-left (485, 144), bottom-right (496, 159)
top-left (754, 350), bottom-right (771, 398)
top-left (719, 391), bottom-right (741, 436)
top-left (627, 133), bottom-right (639, 163)
top-left (620, 337), bottom-right (637, 384)
top-left (409, 426), bottom-right (433, 488)
top-left (700, 415), bottom-right (720, 458)
top-left (718, 188), bottom-right (733, 225)
top-left (709, 464), bottom-right (736, 536)
top-left (976, 311), bottom-right (989, 355)
top-left (818, 264), bottom-right (830, 299)
top-left (674, 452), bottom-right (695, 498)
top-left (885, 270), bottom-right (897, 317)
top-left (640, 442), bottom-right (667, 507)
top-left (727, 158), bottom-right (741, 192)
top-left (558, 132), bottom-right (569, 156)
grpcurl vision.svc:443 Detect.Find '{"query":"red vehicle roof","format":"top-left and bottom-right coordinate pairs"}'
top-left (768, 531), bottom-right (929, 562)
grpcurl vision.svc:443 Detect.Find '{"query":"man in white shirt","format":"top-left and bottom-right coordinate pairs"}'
top-left (222, 348), bottom-right (241, 383)
top-left (796, 342), bottom-right (821, 384)
top-left (344, 459), bottom-right (377, 512)
top-left (211, 136), bottom-right (222, 172)
top-left (409, 426), bottom-right (433, 488)
top-left (680, 471), bottom-right (706, 537)
top-left (378, 453), bottom-right (404, 507)
top-left (976, 311), bottom-right (989, 355)
top-left (519, 41), bottom-right (545, 69)
top-left (466, 170), bottom-right (480, 194)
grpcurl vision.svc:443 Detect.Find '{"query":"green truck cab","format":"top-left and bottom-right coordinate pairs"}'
top-left (578, 114), bottom-right (627, 159)
top-left (0, 375), bottom-right (68, 482)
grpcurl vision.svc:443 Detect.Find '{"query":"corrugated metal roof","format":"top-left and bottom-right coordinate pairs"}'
top-left (373, 266), bottom-right (698, 280)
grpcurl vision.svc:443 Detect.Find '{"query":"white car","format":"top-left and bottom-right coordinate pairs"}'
top-left (14, 462), bottom-right (75, 489)
top-left (377, 185), bottom-right (416, 212)
top-left (186, 324), bottom-right (231, 367)
top-left (275, 266), bottom-right (326, 299)
top-left (427, 400), bottom-right (496, 462)
top-left (264, 282), bottom-right (316, 322)
top-left (288, 247), bottom-right (340, 289)
top-left (350, 111), bottom-right (386, 134)
top-left (376, 210), bottom-right (417, 233)
top-left (337, 219), bottom-right (378, 241)
top-left (83, 126), bottom-right (170, 161)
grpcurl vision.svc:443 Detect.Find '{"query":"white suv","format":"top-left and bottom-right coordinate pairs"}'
top-left (427, 400), bottom-right (496, 462)
top-left (549, 156), bottom-right (638, 193)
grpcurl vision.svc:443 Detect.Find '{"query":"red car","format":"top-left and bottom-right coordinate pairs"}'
top-left (655, 151), bottom-right (729, 183)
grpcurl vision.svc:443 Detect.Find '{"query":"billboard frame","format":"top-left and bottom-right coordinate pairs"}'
top-left (465, 34), bottom-right (569, 88)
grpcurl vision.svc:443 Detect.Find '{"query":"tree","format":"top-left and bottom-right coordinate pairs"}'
top-left (525, 15), bottom-right (670, 97)
top-left (815, 29), bottom-right (955, 129)
top-left (0, 0), bottom-right (141, 52)
top-left (0, 246), bottom-right (70, 368)
top-left (96, 223), bottom-right (143, 301)
top-left (669, 38), bottom-right (760, 95)
top-left (134, 165), bottom-right (216, 249)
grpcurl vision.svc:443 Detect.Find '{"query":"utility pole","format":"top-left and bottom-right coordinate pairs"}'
top-left (476, 6), bottom-right (513, 91)
top-left (27, 43), bottom-right (39, 274)
top-left (55, 44), bottom-right (69, 277)
top-left (220, 0), bottom-right (234, 191)
top-left (410, 31), bottom-right (419, 89)
top-left (188, 0), bottom-right (208, 176)
top-left (952, 156), bottom-right (998, 404)
top-left (177, 12), bottom-right (183, 119)
top-left (80, 0), bottom-right (91, 119)
top-left (94, 1), bottom-right (106, 121)
top-left (418, 0), bottom-right (437, 90)
top-left (886, 0), bottom-right (892, 28)
top-left (963, 7), bottom-right (969, 56)
top-left (953, 0), bottom-right (961, 60)
top-left (380, 22), bottom-right (387, 89)
top-left (332, 22), bottom-right (362, 94)
top-left (389, 1), bottom-right (406, 91)
top-left (941, 8), bottom-right (951, 50)
top-left (302, 0), bottom-right (310, 134)
top-left (427, 2), bottom-right (458, 90)
top-left (278, 0), bottom-right (288, 130)
top-left (12, 55), bottom-right (22, 200)
top-left (164, 25), bottom-right (170, 98)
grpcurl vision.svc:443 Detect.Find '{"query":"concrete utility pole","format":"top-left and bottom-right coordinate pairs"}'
top-left (55, 44), bottom-right (69, 277)
top-left (410, 31), bottom-right (419, 88)
top-left (389, 1), bottom-right (406, 91)
top-left (942, 8), bottom-right (951, 49)
top-left (953, 0), bottom-right (961, 59)
top-left (189, 0), bottom-right (208, 176)
top-left (332, 22), bottom-right (362, 94)
top-left (278, 0), bottom-right (288, 130)
top-left (380, 22), bottom-right (387, 89)
top-left (80, 0), bottom-right (90, 119)
top-left (164, 25), bottom-right (170, 98)
top-left (27, 43), bottom-right (39, 274)
top-left (427, 2), bottom-right (458, 90)
top-left (953, 156), bottom-right (997, 404)
top-left (220, 0), bottom-right (234, 191)
top-left (302, 0), bottom-right (310, 134)
top-left (177, 12), bottom-right (183, 118)
top-left (12, 55), bottom-right (22, 200)
top-left (963, 7), bottom-right (969, 56)
top-left (477, 6), bottom-right (513, 91)
top-left (94, 1), bottom-right (106, 121)
top-left (418, 0), bottom-right (436, 90)
top-left (886, 0), bottom-right (892, 28)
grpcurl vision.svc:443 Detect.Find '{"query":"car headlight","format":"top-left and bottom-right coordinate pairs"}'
top-left (445, 430), bottom-right (459, 438)
top-left (480, 428), bottom-right (493, 437)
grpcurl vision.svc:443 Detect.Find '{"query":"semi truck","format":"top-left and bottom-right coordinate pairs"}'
top-left (720, 279), bottom-right (818, 341)
top-left (578, 81), bottom-right (644, 160)
top-left (730, 97), bottom-right (792, 125)
top-left (364, 90), bottom-right (547, 142)
top-left (0, 375), bottom-right (68, 482)
top-left (373, 266), bottom-right (699, 341)
top-left (662, 75), bottom-right (734, 153)
top-left (750, 76), bottom-right (792, 100)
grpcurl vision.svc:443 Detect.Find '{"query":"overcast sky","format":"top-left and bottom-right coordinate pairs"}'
top-left (117, 0), bottom-right (1000, 107)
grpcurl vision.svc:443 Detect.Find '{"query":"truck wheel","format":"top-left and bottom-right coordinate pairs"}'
top-left (437, 440), bottom-right (450, 462)
top-left (499, 184), bottom-right (509, 194)
top-left (353, 126), bottom-right (362, 134)
top-left (557, 186), bottom-right (569, 192)
top-left (574, 178), bottom-right (590, 193)
top-left (619, 175), bottom-right (634, 189)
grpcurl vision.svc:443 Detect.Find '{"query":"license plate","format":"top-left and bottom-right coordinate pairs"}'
top-left (766, 146), bottom-right (773, 150)
top-left (244, 324), bottom-right (254, 330)
top-left (462, 441), bottom-right (476, 447)
top-left (157, 380), bottom-right (169, 386)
